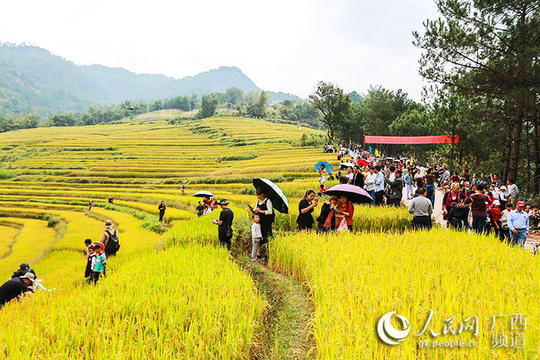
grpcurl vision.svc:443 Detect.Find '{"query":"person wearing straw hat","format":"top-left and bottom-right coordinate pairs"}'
top-left (100, 220), bottom-right (120, 258)
top-left (212, 199), bottom-right (234, 250)
top-left (0, 272), bottom-right (35, 310)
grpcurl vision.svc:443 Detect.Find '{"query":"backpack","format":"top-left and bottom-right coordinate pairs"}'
top-left (105, 230), bottom-right (120, 254)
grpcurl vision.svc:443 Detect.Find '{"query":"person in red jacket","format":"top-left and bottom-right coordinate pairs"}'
top-left (488, 200), bottom-right (503, 240)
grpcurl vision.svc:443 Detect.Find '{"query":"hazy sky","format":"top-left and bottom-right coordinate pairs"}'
top-left (0, 0), bottom-right (440, 100)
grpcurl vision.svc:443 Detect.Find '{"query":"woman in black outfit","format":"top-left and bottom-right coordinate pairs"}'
top-left (158, 201), bottom-right (166, 222)
top-left (297, 189), bottom-right (318, 232)
top-left (249, 188), bottom-right (274, 244)
top-left (317, 195), bottom-right (338, 233)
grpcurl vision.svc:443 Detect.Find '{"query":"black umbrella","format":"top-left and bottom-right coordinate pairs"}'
top-left (252, 178), bottom-right (289, 214)
top-left (194, 190), bottom-right (214, 197)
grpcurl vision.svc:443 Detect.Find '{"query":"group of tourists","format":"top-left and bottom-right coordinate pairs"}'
top-left (83, 219), bottom-right (120, 284)
top-left (320, 144), bottom-right (539, 249)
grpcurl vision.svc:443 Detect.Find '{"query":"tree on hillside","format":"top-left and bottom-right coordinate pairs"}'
top-left (197, 94), bottom-right (219, 119)
top-left (246, 91), bottom-right (269, 118)
top-left (413, 0), bottom-right (540, 184)
top-left (224, 87), bottom-right (244, 105)
top-left (309, 81), bottom-right (351, 140)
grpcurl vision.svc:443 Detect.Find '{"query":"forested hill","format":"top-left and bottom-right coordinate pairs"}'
top-left (0, 45), bottom-right (297, 115)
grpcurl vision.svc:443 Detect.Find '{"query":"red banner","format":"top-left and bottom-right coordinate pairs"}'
top-left (364, 135), bottom-right (459, 144)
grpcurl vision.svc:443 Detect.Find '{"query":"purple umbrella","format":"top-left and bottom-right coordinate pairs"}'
top-left (325, 184), bottom-right (373, 204)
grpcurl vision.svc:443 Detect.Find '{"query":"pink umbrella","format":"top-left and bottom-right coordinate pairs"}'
top-left (325, 184), bottom-right (373, 204)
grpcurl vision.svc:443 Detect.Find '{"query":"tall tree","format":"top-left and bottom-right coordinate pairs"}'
top-left (414, 0), bottom-right (540, 183)
top-left (309, 81), bottom-right (351, 140)
top-left (197, 94), bottom-right (219, 119)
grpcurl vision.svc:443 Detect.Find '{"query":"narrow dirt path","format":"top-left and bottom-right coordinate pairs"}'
top-left (236, 258), bottom-right (315, 360)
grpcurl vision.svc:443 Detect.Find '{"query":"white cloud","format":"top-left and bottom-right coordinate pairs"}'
top-left (0, 0), bottom-right (440, 100)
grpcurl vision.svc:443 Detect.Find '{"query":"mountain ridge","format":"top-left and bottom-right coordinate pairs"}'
top-left (0, 44), bottom-right (298, 115)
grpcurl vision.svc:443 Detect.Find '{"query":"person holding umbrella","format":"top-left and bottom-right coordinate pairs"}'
top-left (297, 189), bottom-right (318, 232)
top-left (318, 164), bottom-right (327, 186)
top-left (335, 195), bottom-right (354, 231)
top-left (248, 188), bottom-right (274, 245)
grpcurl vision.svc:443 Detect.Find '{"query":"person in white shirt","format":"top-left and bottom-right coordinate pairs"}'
top-left (345, 167), bottom-right (354, 182)
top-left (251, 214), bottom-right (263, 261)
top-left (364, 167), bottom-right (376, 205)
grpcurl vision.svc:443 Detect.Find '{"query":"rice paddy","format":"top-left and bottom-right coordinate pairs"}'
top-left (0, 112), bottom-right (536, 359)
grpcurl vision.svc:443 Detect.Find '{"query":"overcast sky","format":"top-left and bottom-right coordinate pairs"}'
top-left (0, 0), bottom-right (440, 100)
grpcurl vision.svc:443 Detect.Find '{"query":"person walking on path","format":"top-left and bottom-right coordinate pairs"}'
top-left (158, 201), bottom-right (166, 223)
top-left (470, 184), bottom-right (489, 233)
top-left (100, 220), bottom-right (120, 258)
top-left (404, 169), bottom-right (414, 200)
top-left (507, 179), bottom-right (519, 207)
top-left (425, 174), bottom-right (436, 207)
top-left (508, 201), bottom-right (529, 249)
top-left (408, 187), bottom-right (433, 230)
top-left (297, 189), bottom-right (318, 232)
top-left (213, 199), bottom-right (234, 250)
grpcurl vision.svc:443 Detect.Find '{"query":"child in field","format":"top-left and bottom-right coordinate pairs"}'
top-left (84, 239), bottom-right (92, 256)
top-left (251, 213), bottom-right (263, 261)
top-left (91, 245), bottom-right (107, 283)
top-left (85, 245), bottom-right (95, 282)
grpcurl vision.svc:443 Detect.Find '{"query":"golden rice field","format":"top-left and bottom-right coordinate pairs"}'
top-left (0, 112), bottom-right (537, 359)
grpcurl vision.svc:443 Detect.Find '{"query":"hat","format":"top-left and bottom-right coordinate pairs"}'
top-left (218, 199), bottom-right (229, 205)
top-left (19, 263), bottom-right (30, 273)
top-left (493, 200), bottom-right (500, 206)
top-left (104, 219), bottom-right (114, 227)
top-left (500, 186), bottom-right (507, 190)
top-left (533, 204), bottom-right (539, 208)
top-left (20, 272), bottom-right (35, 281)
top-left (516, 201), bottom-right (525, 207)
top-left (451, 183), bottom-right (460, 189)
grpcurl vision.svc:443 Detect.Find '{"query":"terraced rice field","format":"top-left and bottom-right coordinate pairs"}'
top-left (0, 112), bottom-right (536, 359)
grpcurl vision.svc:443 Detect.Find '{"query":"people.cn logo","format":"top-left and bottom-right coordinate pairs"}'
top-left (377, 311), bottom-right (411, 346)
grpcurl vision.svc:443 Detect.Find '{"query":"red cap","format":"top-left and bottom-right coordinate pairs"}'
top-left (516, 201), bottom-right (525, 207)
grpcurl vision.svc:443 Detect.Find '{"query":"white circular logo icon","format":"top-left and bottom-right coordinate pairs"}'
top-left (377, 311), bottom-right (411, 345)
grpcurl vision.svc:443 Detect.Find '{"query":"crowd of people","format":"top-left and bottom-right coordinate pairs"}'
top-left (317, 145), bottom-right (539, 248)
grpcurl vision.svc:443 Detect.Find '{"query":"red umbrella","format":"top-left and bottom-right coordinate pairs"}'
top-left (357, 159), bottom-right (369, 167)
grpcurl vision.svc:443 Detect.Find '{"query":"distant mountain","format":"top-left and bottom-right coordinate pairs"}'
top-left (0, 44), bottom-right (297, 115)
